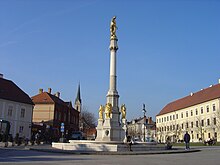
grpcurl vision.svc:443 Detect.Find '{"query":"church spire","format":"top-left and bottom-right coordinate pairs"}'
top-left (75, 83), bottom-right (82, 112)
top-left (75, 83), bottom-right (81, 104)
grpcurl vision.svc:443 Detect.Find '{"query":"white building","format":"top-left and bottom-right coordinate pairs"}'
top-left (156, 80), bottom-right (220, 143)
top-left (127, 117), bottom-right (156, 142)
top-left (0, 74), bottom-right (33, 139)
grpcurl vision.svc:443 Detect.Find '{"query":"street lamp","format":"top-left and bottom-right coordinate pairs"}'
top-left (142, 104), bottom-right (146, 142)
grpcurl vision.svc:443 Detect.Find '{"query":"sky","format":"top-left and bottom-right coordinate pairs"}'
top-left (0, 0), bottom-right (220, 121)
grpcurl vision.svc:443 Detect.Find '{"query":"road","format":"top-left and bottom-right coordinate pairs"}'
top-left (0, 147), bottom-right (219, 165)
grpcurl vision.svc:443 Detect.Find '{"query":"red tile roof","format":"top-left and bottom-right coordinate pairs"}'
top-left (157, 83), bottom-right (220, 116)
top-left (0, 78), bottom-right (33, 105)
top-left (32, 92), bottom-right (67, 106)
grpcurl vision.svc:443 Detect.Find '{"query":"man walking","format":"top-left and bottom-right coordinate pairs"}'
top-left (184, 131), bottom-right (190, 150)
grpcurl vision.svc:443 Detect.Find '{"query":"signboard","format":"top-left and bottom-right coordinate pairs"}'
top-left (60, 123), bottom-right (64, 133)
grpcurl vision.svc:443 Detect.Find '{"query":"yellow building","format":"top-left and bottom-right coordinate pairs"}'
top-left (32, 88), bottom-right (79, 139)
top-left (156, 81), bottom-right (220, 143)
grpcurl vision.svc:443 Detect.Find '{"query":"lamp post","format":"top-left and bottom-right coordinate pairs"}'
top-left (142, 104), bottom-right (146, 142)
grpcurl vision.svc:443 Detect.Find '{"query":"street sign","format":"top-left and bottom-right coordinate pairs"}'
top-left (60, 123), bottom-right (65, 132)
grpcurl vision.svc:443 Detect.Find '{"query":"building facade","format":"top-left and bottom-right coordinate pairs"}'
top-left (32, 88), bottom-right (79, 139)
top-left (127, 117), bottom-right (156, 142)
top-left (0, 75), bottom-right (33, 139)
top-left (156, 81), bottom-right (220, 143)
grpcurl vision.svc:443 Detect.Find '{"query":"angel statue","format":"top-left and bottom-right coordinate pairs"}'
top-left (110, 16), bottom-right (117, 38)
top-left (121, 104), bottom-right (126, 119)
top-left (105, 103), bottom-right (112, 119)
top-left (98, 105), bottom-right (104, 119)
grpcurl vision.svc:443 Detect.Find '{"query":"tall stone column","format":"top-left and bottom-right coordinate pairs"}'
top-left (96, 16), bottom-right (126, 142)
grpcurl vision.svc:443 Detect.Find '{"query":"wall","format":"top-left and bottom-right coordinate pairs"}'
top-left (0, 99), bottom-right (33, 139)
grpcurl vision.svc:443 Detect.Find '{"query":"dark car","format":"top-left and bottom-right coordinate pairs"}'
top-left (69, 131), bottom-right (83, 140)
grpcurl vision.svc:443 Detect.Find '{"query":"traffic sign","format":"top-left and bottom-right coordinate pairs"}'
top-left (60, 123), bottom-right (65, 132)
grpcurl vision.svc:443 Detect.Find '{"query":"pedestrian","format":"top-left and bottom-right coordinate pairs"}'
top-left (184, 131), bottom-right (190, 150)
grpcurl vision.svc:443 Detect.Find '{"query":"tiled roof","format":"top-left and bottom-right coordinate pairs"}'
top-left (32, 92), bottom-right (66, 106)
top-left (0, 78), bottom-right (33, 105)
top-left (157, 83), bottom-right (220, 116)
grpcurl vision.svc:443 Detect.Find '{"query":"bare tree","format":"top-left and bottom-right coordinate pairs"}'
top-left (213, 110), bottom-right (220, 130)
top-left (195, 116), bottom-right (204, 141)
top-left (81, 110), bottom-right (96, 129)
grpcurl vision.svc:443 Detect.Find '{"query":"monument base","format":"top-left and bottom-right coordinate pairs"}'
top-left (52, 140), bottom-right (161, 152)
top-left (95, 118), bottom-right (126, 142)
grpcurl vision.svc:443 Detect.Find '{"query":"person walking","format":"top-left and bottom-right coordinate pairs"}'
top-left (184, 131), bottom-right (190, 150)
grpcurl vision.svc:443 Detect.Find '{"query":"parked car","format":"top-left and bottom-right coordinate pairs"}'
top-left (69, 131), bottom-right (83, 140)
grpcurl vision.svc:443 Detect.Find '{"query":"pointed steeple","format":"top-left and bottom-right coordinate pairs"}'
top-left (75, 83), bottom-right (81, 104)
top-left (75, 83), bottom-right (82, 112)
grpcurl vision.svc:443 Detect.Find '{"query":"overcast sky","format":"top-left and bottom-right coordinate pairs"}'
top-left (1, 0), bottom-right (220, 121)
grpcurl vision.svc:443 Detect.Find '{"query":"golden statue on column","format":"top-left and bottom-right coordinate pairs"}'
top-left (121, 104), bottom-right (126, 119)
top-left (98, 105), bottom-right (104, 119)
top-left (105, 103), bottom-right (112, 119)
top-left (110, 16), bottom-right (117, 39)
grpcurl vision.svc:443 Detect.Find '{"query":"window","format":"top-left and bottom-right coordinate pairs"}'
top-left (181, 113), bottom-right (183, 118)
top-left (196, 121), bottom-right (198, 127)
top-left (177, 124), bottom-right (179, 130)
top-left (19, 126), bottom-right (24, 133)
top-left (208, 133), bottom-right (211, 138)
top-left (206, 105), bottom-right (209, 113)
top-left (167, 116), bottom-right (169, 121)
top-left (58, 112), bottom-right (61, 120)
top-left (191, 122), bottom-right (193, 128)
top-left (213, 104), bottom-right (216, 111)
top-left (197, 134), bottom-right (199, 139)
top-left (173, 125), bottom-right (175, 130)
top-left (162, 118), bottom-right (163, 122)
top-left (201, 120), bottom-right (204, 127)
top-left (186, 122), bottom-right (189, 128)
top-left (8, 106), bottom-right (13, 117)
top-left (201, 107), bottom-right (203, 114)
top-left (176, 114), bottom-right (178, 119)
top-left (191, 110), bottom-right (193, 116)
top-left (182, 123), bottom-right (184, 129)
top-left (195, 109), bottom-right (198, 115)
top-left (186, 111), bottom-right (188, 117)
top-left (173, 115), bottom-right (175, 120)
top-left (20, 108), bottom-right (25, 118)
top-left (207, 119), bottom-right (210, 126)
top-left (170, 115), bottom-right (172, 120)
top-left (64, 113), bottom-right (67, 122)
top-left (214, 132), bottom-right (217, 138)
top-left (170, 125), bottom-right (172, 131)
top-left (167, 126), bottom-right (169, 131)
top-left (214, 117), bottom-right (216, 125)
top-left (164, 117), bottom-right (166, 122)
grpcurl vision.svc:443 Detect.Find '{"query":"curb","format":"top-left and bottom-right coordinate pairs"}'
top-left (28, 147), bottom-right (201, 155)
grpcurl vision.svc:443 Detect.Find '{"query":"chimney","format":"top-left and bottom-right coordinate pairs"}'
top-left (190, 92), bottom-right (193, 96)
top-left (39, 89), bottom-right (43, 94)
top-left (147, 117), bottom-right (152, 124)
top-left (55, 92), bottom-right (60, 98)
top-left (0, 73), bottom-right (3, 79)
top-left (218, 79), bottom-right (220, 84)
top-left (48, 88), bottom-right (52, 94)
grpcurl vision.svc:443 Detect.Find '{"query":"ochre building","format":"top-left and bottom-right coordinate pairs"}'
top-left (32, 88), bottom-right (79, 138)
top-left (156, 80), bottom-right (220, 143)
